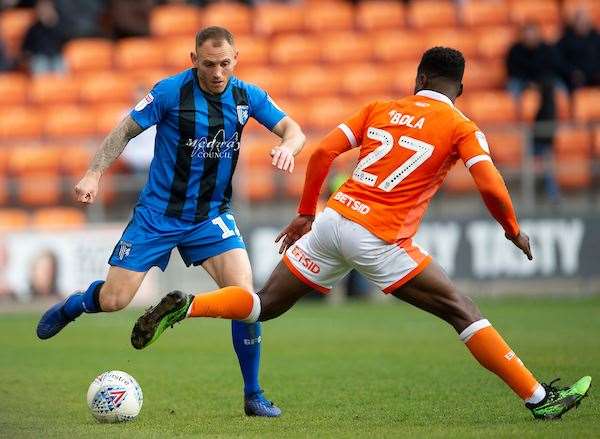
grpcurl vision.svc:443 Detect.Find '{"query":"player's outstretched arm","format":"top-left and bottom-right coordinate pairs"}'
top-left (75, 116), bottom-right (143, 204)
top-left (269, 116), bottom-right (306, 173)
top-left (469, 161), bottom-right (533, 260)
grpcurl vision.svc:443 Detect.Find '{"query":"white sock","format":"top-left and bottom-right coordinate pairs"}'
top-left (524, 383), bottom-right (546, 404)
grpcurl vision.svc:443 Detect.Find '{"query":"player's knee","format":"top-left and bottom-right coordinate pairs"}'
top-left (99, 284), bottom-right (136, 312)
top-left (444, 293), bottom-right (482, 331)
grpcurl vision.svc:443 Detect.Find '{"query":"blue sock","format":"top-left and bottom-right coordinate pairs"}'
top-left (231, 320), bottom-right (262, 397)
top-left (63, 280), bottom-right (104, 319)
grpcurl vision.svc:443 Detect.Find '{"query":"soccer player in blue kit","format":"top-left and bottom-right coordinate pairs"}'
top-left (36, 26), bottom-right (306, 417)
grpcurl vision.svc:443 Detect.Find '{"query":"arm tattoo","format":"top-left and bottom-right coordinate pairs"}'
top-left (89, 116), bottom-right (143, 173)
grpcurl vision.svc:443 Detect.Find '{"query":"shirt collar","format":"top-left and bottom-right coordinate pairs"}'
top-left (415, 90), bottom-right (454, 107)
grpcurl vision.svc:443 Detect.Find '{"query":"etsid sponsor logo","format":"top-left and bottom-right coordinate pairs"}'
top-left (333, 191), bottom-right (370, 214)
top-left (290, 246), bottom-right (320, 274)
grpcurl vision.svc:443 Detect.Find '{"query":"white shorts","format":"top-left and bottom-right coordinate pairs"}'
top-left (283, 208), bottom-right (432, 294)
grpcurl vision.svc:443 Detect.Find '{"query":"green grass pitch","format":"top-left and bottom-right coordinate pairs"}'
top-left (1, 297), bottom-right (599, 438)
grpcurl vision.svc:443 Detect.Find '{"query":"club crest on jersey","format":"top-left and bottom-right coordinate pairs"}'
top-left (118, 241), bottom-right (132, 260)
top-left (236, 105), bottom-right (249, 125)
top-left (134, 93), bottom-right (154, 111)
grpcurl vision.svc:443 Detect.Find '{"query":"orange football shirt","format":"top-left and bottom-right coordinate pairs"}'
top-left (324, 90), bottom-right (493, 243)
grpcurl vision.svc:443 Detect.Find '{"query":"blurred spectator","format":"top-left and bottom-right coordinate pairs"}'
top-left (28, 249), bottom-right (60, 299)
top-left (106, 0), bottom-right (154, 40)
top-left (21, 0), bottom-right (68, 75)
top-left (506, 23), bottom-right (566, 97)
top-left (531, 78), bottom-right (560, 204)
top-left (557, 10), bottom-right (600, 91)
top-left (53, 0), bottom-right (106, 38)
top-left (0, 39), bottom-right (14, 71)
top-left (0, 240), bottom-right (15, 301)
top-left (1, 0), bottom-right (35, 9)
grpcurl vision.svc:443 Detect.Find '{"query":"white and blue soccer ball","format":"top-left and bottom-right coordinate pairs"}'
top-left (86, 370), bottom-right (143, 423)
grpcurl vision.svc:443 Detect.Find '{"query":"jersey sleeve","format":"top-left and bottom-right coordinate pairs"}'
top-left (247, 84), bottom-right (286, 130)
top-left (454, 120), bottom-right (493, 169)
top-left (337, 101), bottom-right (376, 148)
top-left (129, 79), bottom-right (171, 130)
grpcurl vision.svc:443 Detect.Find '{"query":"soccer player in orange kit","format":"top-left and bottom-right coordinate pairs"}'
top-left (132, 47), bottom-right (591, 420)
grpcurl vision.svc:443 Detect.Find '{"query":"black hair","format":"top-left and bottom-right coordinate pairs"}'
top-left (196, 26), bottom-right (234, 47)
top-left (417, 47), bottom-right (465, 83)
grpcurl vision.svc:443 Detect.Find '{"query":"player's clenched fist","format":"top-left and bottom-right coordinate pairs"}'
top-left (270, 146), bottom-right (295, 173)
top-left (74, 171), bottom-right (101, 204)
top-left (275, 214), bottom-right (314, 254)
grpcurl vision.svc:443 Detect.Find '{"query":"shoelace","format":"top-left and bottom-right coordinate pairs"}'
top-left (542, 378), bottom-right (568, 402)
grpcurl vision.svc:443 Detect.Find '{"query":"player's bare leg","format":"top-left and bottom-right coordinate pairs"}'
top-left (37, 266), bottom-right (146, 339)
top-left (200, 248), bottom-right (282, 416)
top-left (392, 261), bottom-right (591, 419)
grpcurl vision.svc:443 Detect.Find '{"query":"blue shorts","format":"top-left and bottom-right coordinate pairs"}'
top-left (108, 205), bottom-right (246, 272)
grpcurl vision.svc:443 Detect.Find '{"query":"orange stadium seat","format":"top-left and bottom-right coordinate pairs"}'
top-left (0, 8), bottom-right (34, 56)
top-left (92, 103), bottom-right (130, 135)
top-left (59, 145), bottom-right (93, 176)
top-left (63, 39), bottom-right (113, 72)
top-left (305, 97), bottom-right (356, 131)
top-left (554, 125), bottom-right (592, 156)
top-left (31, 207), bottom-right (86, 229)
top-left (288, 66), bottom-right (343, 98)
top-left (237, 66), bottom-right (290, 100)
top-left (283, 162), bottom-right (308, 198)
top-left (0, 107), bottom-right (43, 139)
top-left (0, 73), bottom-right (28, 105)
top-left (356, 1), bottom-right (405, 31)
top-left (509, 0), bottom-right (561, 26)
top-left (237, 168), bottom-right (276, 202)
top-left (270, 35), bottom-right (321, 65)
top-left (150, 4), bottom-right (201, 37)
top-left (29, 74), bottom-right (81, 105)
top-left (320, 32), bottom-right (373, 64)
top-left (114, 38), bottom-right (165, 71)
top-left (486, 129), bottom-right (524, 167)
top-left (0, 176), bottom-right (8, 205)
top-left (130, 69), bottom-right (171, 89)
top-left (17, 173), bottom-right (61, 206)
top-left (235, 36), bottom-right (270, 67)
top-left (391, 62), bottom-right (420, 96)
top-left (7, 145), bottom-right (61, 175)
top-left (202, 2), bottom-right (252, 35)
top-left (563, 0), bottom-right (600, 26)
top-left (43, 105), bottom-right (97, 138)
top-left (271, 98), bottom-right (309, 129)
top-left (254, 3), bottom-right (305, 35)
top-left (463, 91), bottom-right (518, 124)
top-left (340, 64), bottom-right (396, 96)
top-left (239, 135), bottom-right (277, 169)
top-left (463, 60), bottom-right (506, 91)
top-left (408, 0), bottom-right (457, 28)
top-left (476, 25), bottom-right (518, 60)
top-left (163, 36), bottom-right (195, 70)
top-left (443, 164), bottom-right (476, 194)
top-left (573, 88), bottom-right (600, 122)
top-left (304, 1), bottom-right (354, 33)
top-left (461, 0), bottom-right (510, 27)
top-left (426, 28), bottom-right (479, 59)
top-left (0, 148), bottom-right (8, 175)
top-left (556, 159), bottom-right (591, 189)
top-left (520, 88), bottom-right (571, 122)
top-left (372, 30), bottom-right (427, 62)
top-left (0, 209), bottom-right (30, 230)
top-left (80, 72), bottom-right (135, 103)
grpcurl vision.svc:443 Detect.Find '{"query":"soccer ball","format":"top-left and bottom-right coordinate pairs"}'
top-left (86, 370), bottom-right (143, 423)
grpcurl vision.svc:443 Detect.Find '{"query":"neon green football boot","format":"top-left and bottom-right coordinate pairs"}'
top-left (131, 290), bottom-right (192, 350)
top-left (526, 376), bottom-right (592, 420)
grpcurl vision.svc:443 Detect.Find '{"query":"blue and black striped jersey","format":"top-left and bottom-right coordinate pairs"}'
top-left (130, 68), bottom-right (285, 222)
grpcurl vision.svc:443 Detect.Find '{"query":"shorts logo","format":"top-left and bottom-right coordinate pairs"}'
top-left (118, 241), bottom-right (132, 260)
top-left (291, 245), bottom-right (320, 274)
top-left (236, 105), bottom-right (249, 125)
top-left (134, 92), bottom-right (154, 111)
